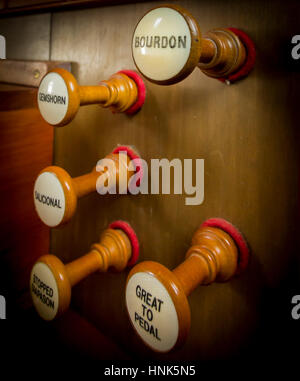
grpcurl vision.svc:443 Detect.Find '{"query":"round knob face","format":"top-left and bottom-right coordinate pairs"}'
top-left (34, 171), bottom-right (66, 227)
top-left (126, 272), bottom-right (179, 352)
top-left (38, 72), bottom-right (69, 125)
top-left (132, 6), bottom-right (199, 84)
top-left (30, 262), bottom-right (59, 321)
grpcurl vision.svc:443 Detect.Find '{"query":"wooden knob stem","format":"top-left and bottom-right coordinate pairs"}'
top-left (172, 226), bottom-right (238, 295)
top-left (71, 152), bottom-right (133, 198)
top-left (200, 38), bottom-right (216, 64)
top-left (78, 85), bottom-right (110, 105)
top-left (77, 72), bottom-right (138, 112)
top-left (34, 150), bottom-right (135, 227)
top-left (38, 68), bottom-right (139, 126)
top-left (30, 227), bottom-right (132, 320)
top-left (198, 29), bottom-right (246, 78)
top-left (125, 224), bottom-right (240, 353)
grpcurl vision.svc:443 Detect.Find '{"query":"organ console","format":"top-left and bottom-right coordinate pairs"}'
top-left (37, 68), bottom-right (146, 126)
top-left (132, 4), bottom-right (255, 85)
top-left (125, 218), bottom-right (249, 352)
top-left (30, 221), bottom-right (139, 320)
top-left (33, 146), bottom-right (142, 227)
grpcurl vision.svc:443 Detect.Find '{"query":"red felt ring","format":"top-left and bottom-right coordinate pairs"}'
top-left (109, 220), bottom-right (139, 267)
top-left (112, 145), bottom-right (143, 186)
top-left (117, 70), bottom-right (146, 115)
top-left (218, 28), bottom-right (256, 84)
top-left (201, 217), bottom-right (249, 274)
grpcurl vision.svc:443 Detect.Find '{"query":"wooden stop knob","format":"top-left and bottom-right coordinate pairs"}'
top-left (37, 68), bottom-right (145, 126)
top-left (30, 221), bottom-right (139, 321)
top-left (125, 219), bottom-right (249, 353)
top-left (33, 147), bottom-right (140, 227)
top-left (132, 4), bottom-right (250, 85)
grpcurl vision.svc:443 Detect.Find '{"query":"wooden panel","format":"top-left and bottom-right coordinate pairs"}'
top-left (0, 86), bottom-right (53, 295)
top-left (0, 0), bottom-right (156, 16)
top-left (7, 0), bottom-right (60, 7)
top-left (48, 0), bottom-right (299, 361)
top-left (0, 84), bottom-right (37, 110)
top-left (0, 60), bottom-right (71, 87)
top-left (0, 12), bottom-right (51, 59)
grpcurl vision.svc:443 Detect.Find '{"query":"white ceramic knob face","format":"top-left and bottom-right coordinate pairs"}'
top-left (30, 262), bottom-right (59, 321)
top-left (132, 7), bottom-right (192, 82)
top-left (38, 72), bottom-right (69, 125)
top-left (34, 172), bottom-right (66, 227)
top-left (126, 272), bottom-right (179, 352)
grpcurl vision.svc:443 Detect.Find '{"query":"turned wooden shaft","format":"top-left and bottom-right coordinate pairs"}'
top-left (172, 254), bottom-right (208, 296)
top-left (72, 171), bottom-right (100, 198)
top-left (200, 38), bottom-right (216, 64)
top-left (199, 29), bottom-right (246, 78)
top-left (72, 153), bottom-right (133, 198)
top-left (64, 228), bottom-right (132, 287)
top-left (173, 227), bottom-right (238, 297)
top-left (77, 73), bottom-right (138, 112)
top-left (31, 226), bottom-right (133, 320)
top-left (79, 85), bottom-right (110, 105)
top-left (91, 229), bottom-right (132, 272)
top-left (100, 74), bottom-right (138, 111)
top-left (65, 250), bottom-right (103, 287)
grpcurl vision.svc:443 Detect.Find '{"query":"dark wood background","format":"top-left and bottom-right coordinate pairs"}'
top-left (0, 0), bottom-right (299, 368)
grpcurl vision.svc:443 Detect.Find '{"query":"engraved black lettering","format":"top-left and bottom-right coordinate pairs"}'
top-left (31, 275), bottom-right (55, 310)
top-left (136, 285), bottom-right (141, 297)
top-left (141, 288), bottom-right (147, 301)
top-left (134, 35), bottom-right (187, 49)
top-left (136, 285), bottom-right (164, 312)
top-left (169, 35), bottom-right (176, 48)
top-left (178, 35), bottom-right (187, 49)
top-left (146, 291), bottom-right (152, 306)
top-left (157, 298), bottom-right (164, 312)
top-left (146, 36), bottom-right (153, 48)
top-left (161, 36), bottom-right (168, 48)
top-left (140, 36), bottom-right (145, 47)
top-left (146, 308), bottom-right (153, 321)
top-left (142, 303), bottom-right (147, 316)
top-left (39, 92), bottom-right (66, 105)
top-left (134, 312), bottom-right (161, 341)
top-left (154, 36), bottom-right (160, 48)
top-left (35, 191), bottom-right (62, 209)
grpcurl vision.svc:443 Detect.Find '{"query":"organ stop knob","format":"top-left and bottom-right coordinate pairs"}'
top-left (125, 218), bottom-right (249, 352)
top-left (132, 4), bottom-right (255, 85)
top-left (30, 221), bottom-right (139, 321)
top-left (33, 146), bottom-right (142, 227)
top-left (38, 68), bottom-right (146, 126)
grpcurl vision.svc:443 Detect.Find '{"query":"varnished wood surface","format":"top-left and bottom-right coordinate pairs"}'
top-left (0, 0), bottom-right (156, 16)
top-left (0, 90), bottom-right (53, 294)
top-left (0, 12), bottom-right (51, 60)
top-left (48, 0), bottom-right (298, 361)
top-left (0, 60), bottom-right (71, 87)
top-left (0, 84), bottom-right (37, 110)
top-left (0, 0), bottom-right (299, 363)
